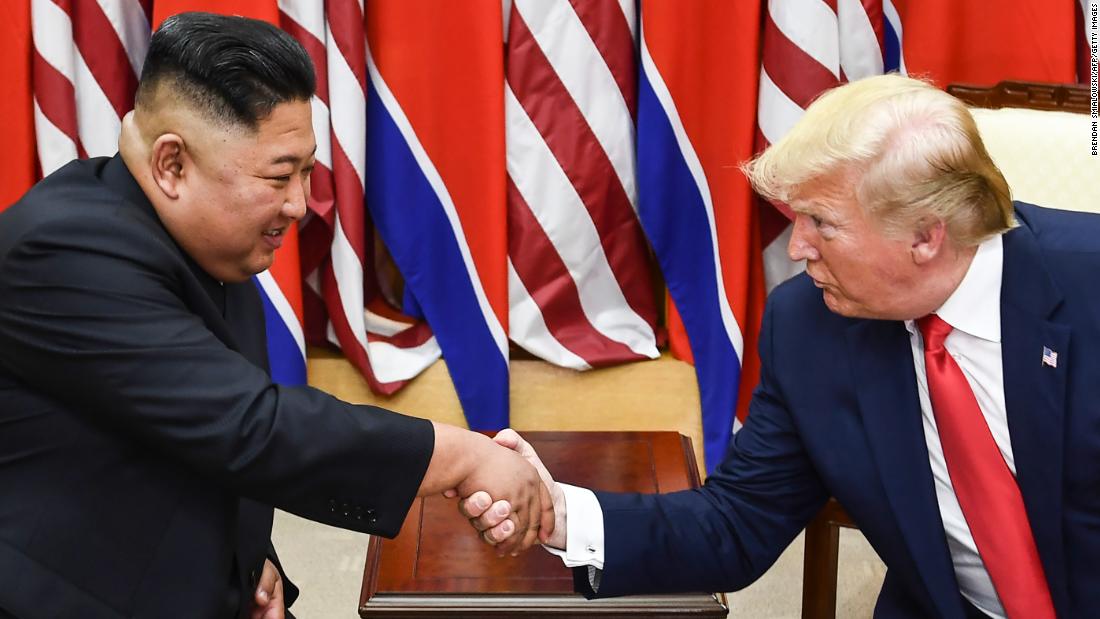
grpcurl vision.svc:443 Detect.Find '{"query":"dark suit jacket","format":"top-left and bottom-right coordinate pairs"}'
top-left (580, 203), bottom-right (1100, 618)
top-left (0, 156), bottom-right (435, 618)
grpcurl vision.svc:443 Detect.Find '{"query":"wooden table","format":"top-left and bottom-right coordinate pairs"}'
top-left (359, 431), bottom-right (728, 618)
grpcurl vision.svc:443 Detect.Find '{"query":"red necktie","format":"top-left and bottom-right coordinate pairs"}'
top-left (919, 315), bottom-right (1055, 619)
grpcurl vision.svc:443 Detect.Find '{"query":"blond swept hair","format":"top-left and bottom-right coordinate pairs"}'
top-left (745, 74), bottom-right (1014, 246)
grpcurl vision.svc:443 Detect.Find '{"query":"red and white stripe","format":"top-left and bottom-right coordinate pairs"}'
top-left (505, 0), bottom-right (658, 370)
top-left (278, 0), bottom-right (439, 392)
top-left (32, 0), bottom-right (150, 175)
top-left (756, 0), bottom-right (885, 291)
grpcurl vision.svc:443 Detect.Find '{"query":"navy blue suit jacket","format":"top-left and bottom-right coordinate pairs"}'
top-left (582, 203), bottom-right (1100, 618)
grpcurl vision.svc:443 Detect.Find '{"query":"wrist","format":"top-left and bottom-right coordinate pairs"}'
top-left (547, 482), bottom-right (568, 549)
top-left (420, 423), bottom-right (485, 496)
top-left (450, 428), bottom-right (492, 495)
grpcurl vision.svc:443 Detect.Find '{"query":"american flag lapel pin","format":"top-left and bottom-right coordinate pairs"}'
top-left (1042, 346), bottom-right (1058, 368)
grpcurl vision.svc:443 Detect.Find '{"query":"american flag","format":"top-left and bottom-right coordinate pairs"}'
top-left (279, 0), bottom-right (442, 394)
top-left (505, 0), bottom-right (659, 370)
top-left (1042, 347), bottom-right (1058, 369)
top-left (32, 0), bottom-right (151, 176)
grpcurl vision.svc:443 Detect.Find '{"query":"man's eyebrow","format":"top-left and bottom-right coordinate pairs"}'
top-left (789, 201), bottom-right (821, 216)
top-left (268, 145), bottom-right (318, 166)
top-left (790, 198), bottom-right (841, 219)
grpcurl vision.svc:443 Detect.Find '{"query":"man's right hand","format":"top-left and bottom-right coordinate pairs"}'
top-left (419, 423), bottom-right (554, 556)
top-left (459, 429), bottom-right (567, 550)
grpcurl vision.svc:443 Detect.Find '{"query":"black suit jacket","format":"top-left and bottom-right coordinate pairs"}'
top-left (0, 156), bottom-right (435, 618)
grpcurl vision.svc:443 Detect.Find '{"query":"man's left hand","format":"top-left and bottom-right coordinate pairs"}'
top-left (251, 558), bottom-right (285, 619)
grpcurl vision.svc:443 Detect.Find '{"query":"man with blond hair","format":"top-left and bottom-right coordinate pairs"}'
top-left (465, 74), bottom-right (1100, 618)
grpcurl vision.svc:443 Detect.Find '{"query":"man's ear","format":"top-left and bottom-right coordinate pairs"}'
top-left (149, 134), bottom-right (186, 200)
top-left (911, 217), bottom-right (947, 265)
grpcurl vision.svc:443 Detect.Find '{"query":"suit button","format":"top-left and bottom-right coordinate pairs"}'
top-left (341, 502), bottom-right (351, 517)
top-left (329, 499), bottom-right (338, 513)
top-left (354, 506), bottom-right (364, 520)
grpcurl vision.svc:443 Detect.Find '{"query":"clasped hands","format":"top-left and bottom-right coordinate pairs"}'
top-left (446, 429), bottom-right (566, 556)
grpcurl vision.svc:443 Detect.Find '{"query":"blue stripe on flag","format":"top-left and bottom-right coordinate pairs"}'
top-left (255, 280), bottom-right (307, 386)
top-left (402, 285), bottom-right (426, 321)
top-left (364, 87), bottom-right (509, 431)
top-left (883, 16), bottom-right (901, 73)
top-left (636, 65), bottom-right (742, 472)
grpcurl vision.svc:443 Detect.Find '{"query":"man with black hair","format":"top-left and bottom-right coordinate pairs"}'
top-left (0, 13), bottom-right (550, 619)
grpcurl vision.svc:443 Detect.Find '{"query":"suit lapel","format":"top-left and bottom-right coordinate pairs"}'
top-left (181, 260), bottom-right (252, 359)
top-left (847, 319), bottom-right (964, 619)
top-left (185, 268), bottom-right (269, 372)
top-left (999, 222), bottom-right (1072, 616)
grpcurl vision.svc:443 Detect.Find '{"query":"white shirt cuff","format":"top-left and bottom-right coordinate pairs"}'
top-left (542, 483), bottom-right (605, 570)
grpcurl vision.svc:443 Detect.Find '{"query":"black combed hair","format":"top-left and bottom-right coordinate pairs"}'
top-left (137, 11), bottom-right (315, 129)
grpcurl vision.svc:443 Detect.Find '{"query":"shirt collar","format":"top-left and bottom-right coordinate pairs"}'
top-left (905, 234), bottom-right (1003, 343)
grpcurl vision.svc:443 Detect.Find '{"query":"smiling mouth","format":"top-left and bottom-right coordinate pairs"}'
top-left (262, 227), bottom-right (286, 249)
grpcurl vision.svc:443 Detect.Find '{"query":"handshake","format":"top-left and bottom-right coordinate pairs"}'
top-left (423, 425), bottom-right (565, 557)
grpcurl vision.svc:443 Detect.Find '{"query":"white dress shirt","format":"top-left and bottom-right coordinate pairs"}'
top-left (547, 236), bottom-right (1012, 618)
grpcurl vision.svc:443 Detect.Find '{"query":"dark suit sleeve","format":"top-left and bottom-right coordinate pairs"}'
top-left (0, 211), bottom-right (433, 538)
top-left (579, 296), bottom-right (829, 597)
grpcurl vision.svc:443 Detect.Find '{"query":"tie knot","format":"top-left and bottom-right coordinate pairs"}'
top-left (917, 314), bottom-right (953, 351)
